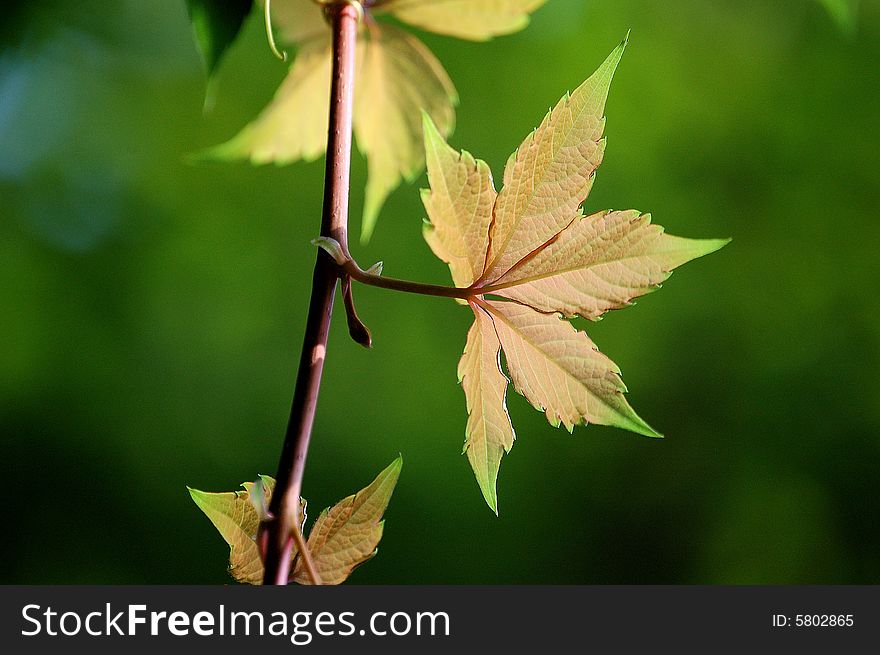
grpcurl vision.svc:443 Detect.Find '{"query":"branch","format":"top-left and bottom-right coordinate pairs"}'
top-left (345, 261), bottom-right (476, 299)
top-left (260, 0), bottom-right (362, 586)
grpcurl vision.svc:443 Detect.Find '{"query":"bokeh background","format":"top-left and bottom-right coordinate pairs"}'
top-left (2, 0), bottom-right (878, 584)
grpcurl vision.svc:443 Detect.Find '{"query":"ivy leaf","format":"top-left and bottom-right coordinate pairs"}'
top-left (292, 456), bottom-right (402, 585)
top-left (204, 0), bottom-right (543, 241)
top-left (188, 476), bottom-right (304, 584)
top-left (376, 0), bottom-right (548, 41)
top-left (185, 0), bottom-right (254, 94)
top-left (420, 37), bottom-right (729, 510)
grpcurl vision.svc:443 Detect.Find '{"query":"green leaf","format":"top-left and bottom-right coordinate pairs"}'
top-left (189, 476), bottom-right (306, 584)
top-left (418, 37), bottom-right (729, 511)
top-left (185, 1), bottom-right (254, 87)
top-left (458, 303), bottom-right (515, 514)
top-left (292, 457), bottom-right (402, 585)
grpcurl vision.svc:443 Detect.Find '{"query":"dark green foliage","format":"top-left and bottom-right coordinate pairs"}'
top-left (185, 0), bottom-right (253, 80)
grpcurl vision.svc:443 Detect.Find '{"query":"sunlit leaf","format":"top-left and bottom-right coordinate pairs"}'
top-left (203, 36), bottom-right (332, 164)
top-left (421, 113), bottom-right (496, 288)
top-left (485, 210), bottom-right (729, 319)
top-left (480, 37), bottom-right (625, 283)
top-left (484, 299), bottom-right (659, 436)
top-left (188, 476), bottom-right (283, 585)
top-left (418, 38), bottom-right (729, 510)
top-left (458, 303), bottom-right (515, 513)
top-left (377, 0), bottom-right (548, 41)
top-left (293, 457), bottom-right (402, 585)
top-left (207, 4), bottom-right (457, 242)
top-left (355, 22), bottom-right (457, 242)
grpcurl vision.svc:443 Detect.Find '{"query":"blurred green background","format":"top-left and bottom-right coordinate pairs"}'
top-left (2, 0), bottom-right (878, 584)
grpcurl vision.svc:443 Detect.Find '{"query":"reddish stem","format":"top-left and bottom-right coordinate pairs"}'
top-left (261, 1), bottom-right (360, 586)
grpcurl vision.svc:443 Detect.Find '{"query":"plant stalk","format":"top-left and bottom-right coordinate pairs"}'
top-left (345, 262), bottom-right (476, 299)
top-left (261, 1), bottom-right (361, 586)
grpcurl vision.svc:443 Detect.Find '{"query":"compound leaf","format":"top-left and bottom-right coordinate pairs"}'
top-left (480, 37), bottom-right (625, 284)
top-left (203, 36), bottom-right (333, 164)
top-left (206, 3), bottom-right (457, 242)
top-left (418, 38), bottom-right (729, 510)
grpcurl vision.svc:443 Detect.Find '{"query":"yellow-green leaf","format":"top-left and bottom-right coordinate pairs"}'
top-left (458, 303), bottom-right (515, 513)
top-left (483, 300), bottom-right (660, 437)
top-left (484, 210), bottom-right (731, 319)
top-left (378, 0), bottom-right (548, 41)
top-left (269, 0), bottom-right (328, 44)
top-left (293, 457), bottom-right (402, 585)
top-left (480, 37), bottom-right (625, 283)
top-left (203, 36), bottom-right (332, 164)
top-left (421, 114), bottom-right (496, 288)
top-left (188, 476), bottom-right (279, 585)
top-left (355, 22), bottom-right (457, 242)
top-left (417, 37), bottom-right (728, 511)
top-left (204, 15), bottom-right (457, 242)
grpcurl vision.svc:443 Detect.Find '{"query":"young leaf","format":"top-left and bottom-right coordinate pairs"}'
top-left (202, 0), bottom-right (545, 239)
top-left (419, 37), bottom-right (729, 510)
top-left (203, 37), bottom-right (333, 164)
top-left (421, 113), bottom-right (497, 288)
top-left (188, 475), bottom-right (290, 584)
top-left (185, 0), bottom-right (254, 88)
top-left (376, 0), bottom-right (548, 41)
top-left (354, 23), bottom-right (457, 242)
top-left (292, 456), bottom-right (402, 585)
top-left (483, 210), bottom-right (730, 319)
top-left (206, 2), bottom-right (457, 242)
top-left (458, 304), bottom-right (515, 513)
top-left (482, 299), bottom-right (658, 436)
top-left (480, 38), bottom-right (624, 284)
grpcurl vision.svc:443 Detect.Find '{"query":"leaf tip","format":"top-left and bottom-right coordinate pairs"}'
top-left (478, 479), bottom-right (499, 515)
top-left (421, 110), bottom-right (443, 146)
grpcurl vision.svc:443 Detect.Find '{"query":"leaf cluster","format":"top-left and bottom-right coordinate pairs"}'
top-left (189, 457), bottom-right (402, 584)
